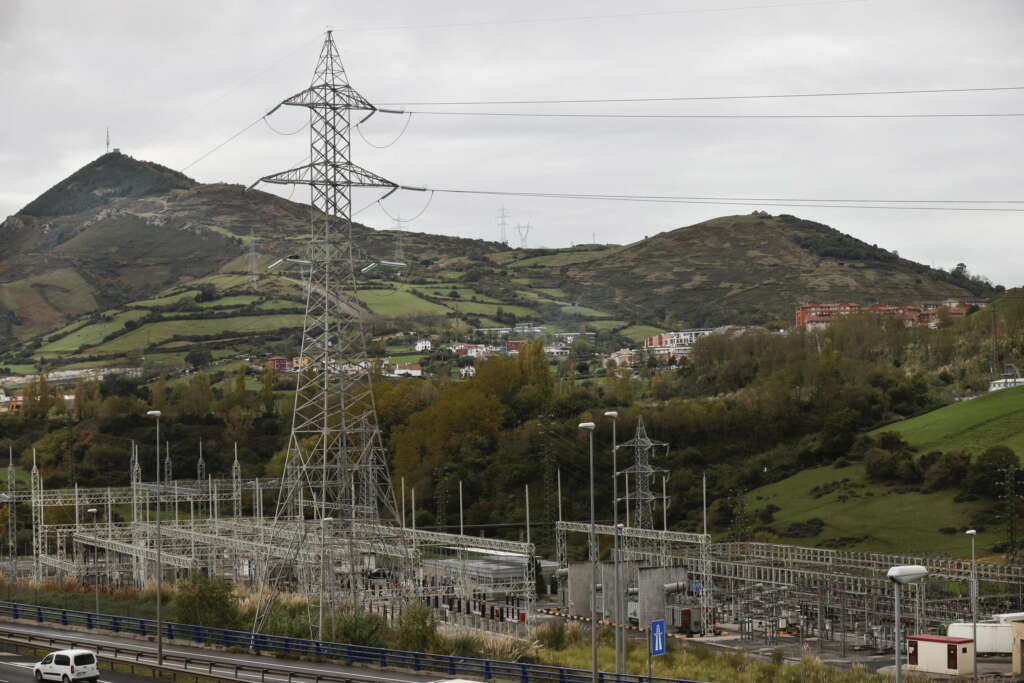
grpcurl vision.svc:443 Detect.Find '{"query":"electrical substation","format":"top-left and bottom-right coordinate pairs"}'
top-left (4, 31), bottom-right (1022, 671)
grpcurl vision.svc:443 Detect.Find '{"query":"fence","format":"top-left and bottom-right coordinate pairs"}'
top-left (0, 601), bottom-right (706, 683)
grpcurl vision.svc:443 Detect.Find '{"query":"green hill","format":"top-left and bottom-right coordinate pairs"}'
top-left (870, 385), bottom-right (1024, 456)
top-left (745, 386), bottom-right (1024, 556)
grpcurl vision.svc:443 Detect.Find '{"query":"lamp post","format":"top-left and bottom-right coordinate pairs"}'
top-left (603, 410), bottom-right (623, 675)
top-left (579, 421), bottom-right (597, 683)
top-left (87, 508), bottom-right (98, 614)
top-left (966, 529), bottom-right (977, 682)
top-left (145, 409), bottom-right (163, 666)
top-left (319, 516), bottom-right (333, 641)
top-left (887, 565), bottom-right (928, 683)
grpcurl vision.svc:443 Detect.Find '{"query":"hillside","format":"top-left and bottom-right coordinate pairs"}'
top-left (0, 153), bottom-right (999, 368)
top-left (553, 213), bottom-right (992, 327)
top-left (744, 386), bottom-right (1024, 555)
top-left (0, 152), bottom-right (506, 345)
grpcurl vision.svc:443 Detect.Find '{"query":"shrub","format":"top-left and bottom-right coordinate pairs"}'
top-left (174, 573), bottom-right (242, 630)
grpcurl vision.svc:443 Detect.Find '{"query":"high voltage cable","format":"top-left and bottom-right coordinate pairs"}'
top-left (381, 85), bottom-right (1024, 106)
top-left (408, 110), bottom-right (1024, 120)
top-left (339, 0), bottom-right (866, 32)
top-left (411, 187), bottom-right (1024, 212)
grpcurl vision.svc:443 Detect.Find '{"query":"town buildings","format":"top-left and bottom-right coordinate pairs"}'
top-left (794, 298), bottom-right (981, 329)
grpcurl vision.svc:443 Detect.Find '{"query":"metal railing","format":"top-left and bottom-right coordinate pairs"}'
top-left (0, 601), bottom-right (705, 683)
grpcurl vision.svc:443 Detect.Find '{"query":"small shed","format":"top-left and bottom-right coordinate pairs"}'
top-left (906, 634), bottom-right (974, 676)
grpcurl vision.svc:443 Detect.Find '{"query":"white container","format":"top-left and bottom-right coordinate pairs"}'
top-left (947, 621), bottom-right (1011, 655)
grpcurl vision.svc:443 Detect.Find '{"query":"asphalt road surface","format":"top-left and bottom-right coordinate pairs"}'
top-left (0, 650), bottom-right (156, 683)
top-left (0, 622), bottom-right (455, 683)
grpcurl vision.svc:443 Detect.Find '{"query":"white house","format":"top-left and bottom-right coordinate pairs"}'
top-left (415, 339), bottom-right (432, 352)
top-left (459, 365), bottom-right (477, 379)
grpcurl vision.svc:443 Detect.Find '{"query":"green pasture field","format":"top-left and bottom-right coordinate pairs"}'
top-left (746, 463), bottom-right (995, 556)
top-left (870, 386), bottom-right (1024, 457)
top-left (36, 309), bottom-right (151, 355)
top-left (88, 315), bottom-right (305, 353)
top-left (355, 289), bottom-right (451, 316)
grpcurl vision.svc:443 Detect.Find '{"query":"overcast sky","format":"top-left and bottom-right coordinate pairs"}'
top-left (1, 0), bottom-right (1021, 286)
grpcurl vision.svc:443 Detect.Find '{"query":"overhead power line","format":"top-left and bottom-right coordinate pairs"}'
top-left (381, 85), bottom-right (1024, 106)
top-left (407, 187), bottom-right (1024, 212)
top-left (340, 0), bottom-right (865, 32)
top-left (409, 110), bottom-right (1024, 120)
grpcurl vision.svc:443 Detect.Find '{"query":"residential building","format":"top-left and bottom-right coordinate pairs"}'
top-left (610, 348), bottom-right (641, 367)
top-left (393, 363), bottom-right (423, 378)
top-left (415, 339), bottom-right (432, 352)
top-left (459, 365), bottom-right (477, 379)
top-left (543, 344), bottom-right (571, 358)
top-left (795, 299), bottom-right (979, 329)
top-left (644, 328), bottom-right (716, 361)
top-left (291, 356), bottom-right (311, 372)
top-left (265, 356), bottom-right (290, 373)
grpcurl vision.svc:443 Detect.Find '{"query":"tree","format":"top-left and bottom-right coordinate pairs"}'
top-left (185, 347), bottom-right (213, 370)
top-left (174, 573), bottom-right (241, 629)
top-left (261, 368), bottom-right (275, 415)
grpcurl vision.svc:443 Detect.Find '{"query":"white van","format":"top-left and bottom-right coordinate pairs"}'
top-left (32, 649), bottom-right (99, 683)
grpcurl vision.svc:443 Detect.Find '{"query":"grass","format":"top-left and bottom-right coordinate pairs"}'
top-left (586, 320), bottom-right (628, 330)
top-left (89, 315), bottom-right (305, 353)
top-left (198, 295), bottom-right (261, 308)
top-left (870, 385), bottom-right (1024, 457)
top-left (36, 309), bottom-right (150, 354)
top-left (559, 304), bottom-right (613, 318)
top-left (128, 290), bottom-right (198, 308)
top-left (618, 324), bottom-right (666, 342)
top-left (746, 463), bottom-right (996, 556)
top-left (510, 248), bottom-right (618, 268)
top-left (447, 301), bottom-right (536, 317)
top-left (355, 289), bottom-right (451, 316)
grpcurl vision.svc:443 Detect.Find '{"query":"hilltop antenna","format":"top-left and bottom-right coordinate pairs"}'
top-left (497, 206), bottom-right (510, 245)
top-left (105, 127), bottom-right (110, 154)
top-left (515, 223), bottom-right (531, 249)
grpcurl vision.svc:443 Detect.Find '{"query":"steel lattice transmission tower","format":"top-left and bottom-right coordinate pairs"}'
top-left (251, 30), bottom-right (400, 527)
top-left (619, 417), bottom-right (667, 553)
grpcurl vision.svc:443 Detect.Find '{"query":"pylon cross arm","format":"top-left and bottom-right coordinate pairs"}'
top-left (252, 161), bottom-right (398, 190)
top-left (281, 83), bottom-right (376, 111)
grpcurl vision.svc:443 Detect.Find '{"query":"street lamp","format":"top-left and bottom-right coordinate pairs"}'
top-left (319, 516), bottom-right (334, 641)
top-left (966, 529), bottom-right (977, 683)
top-left (87, 508), bottom-right (98, 614)
top-left (603, 410), bottom-right (624, 675)
top-left (145, 409), bottom-right (163, 666)
top-left (887, 565), bottom-right (928, 683)
top-left (578, 421), bottom-right (597, 683)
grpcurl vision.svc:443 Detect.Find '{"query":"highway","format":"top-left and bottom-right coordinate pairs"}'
top-left (0, 651), bottom-right (155, 683)
top-left (0, 622), bottom-right (452, 683)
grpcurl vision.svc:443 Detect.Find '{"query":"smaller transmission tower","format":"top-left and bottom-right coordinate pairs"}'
top-left (515, 223), bottom-right (531, 249)
top-left (497, 206), bottom-right (510, 245)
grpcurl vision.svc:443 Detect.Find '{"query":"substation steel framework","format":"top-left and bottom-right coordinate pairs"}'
top-left (555, 520), bottom-right (1024, 642)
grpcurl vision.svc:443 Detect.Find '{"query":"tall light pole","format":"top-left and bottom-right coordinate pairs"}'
top-left (579, 421), bottom-right (597, 683)
top-left (966, 529), bottom-right (978, 682)
top-left (87, 508), bottom-right (98, 614)
top-left (603, 410), bottom-right (623, 675)
top-left (145, 409), bottom-right (163, 666)
top-left (887, 565), bottom-right (928, 683)
top-left (319, 515), bottom-right (333, 641)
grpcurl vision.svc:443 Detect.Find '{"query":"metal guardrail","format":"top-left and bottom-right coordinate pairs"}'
top-left (0, 601), bottom-right (706, 683)
top-left (0, 626), bottom-right (377, 683)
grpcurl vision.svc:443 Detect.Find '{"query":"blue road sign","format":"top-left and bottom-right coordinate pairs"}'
top-left (650, 619), bottom-right (666, 656)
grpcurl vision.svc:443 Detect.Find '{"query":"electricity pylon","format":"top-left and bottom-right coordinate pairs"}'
top-left (251, 30), bottom-right (400, 527)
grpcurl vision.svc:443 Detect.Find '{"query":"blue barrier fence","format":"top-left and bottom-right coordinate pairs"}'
top-left (0, 601), bottom-right (706, 683)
